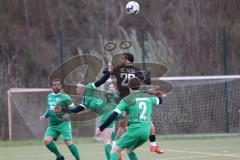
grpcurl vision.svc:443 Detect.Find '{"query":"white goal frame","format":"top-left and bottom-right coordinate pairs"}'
top-left (7, 75), bottom-right (240, 140)
top-left (7, 88), bottom-right (51, 140)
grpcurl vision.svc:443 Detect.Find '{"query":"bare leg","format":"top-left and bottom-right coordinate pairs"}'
top-left (149, 121), bottom-right (164, 154)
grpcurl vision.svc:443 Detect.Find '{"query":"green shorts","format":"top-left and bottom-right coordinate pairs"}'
top-left (116, 126), bottom-right (150, 150)
top-left (44, 122), bottom-right (72, 141)
top-left (97, 102), bottom-right (117, 116)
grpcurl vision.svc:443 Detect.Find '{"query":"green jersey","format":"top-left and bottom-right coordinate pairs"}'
top-left (82, 83), bottom-right (115, 115)
top-left (82, 83), bottom-right (104, 108)
top-left (114, 91), bottom-right (159, 130)
top-left (105, 90), bottom-right (120, 104)
top-left (99, 90), bottom-right (120, 128)
top-left (45, 92), bottom-right (74, 126)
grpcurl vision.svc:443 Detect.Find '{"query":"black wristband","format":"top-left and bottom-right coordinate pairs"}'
top-left (158, 96), bottom-right (163, 104)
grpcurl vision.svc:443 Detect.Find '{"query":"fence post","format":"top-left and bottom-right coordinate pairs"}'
top-left (59, 31), bottom-right (65, 83)
top-left (223, 26), bottom-right (229, 133)
top-left (8, 90), bottom-right (12, 140)
top-left (140, 29), bottom-right (146, 70)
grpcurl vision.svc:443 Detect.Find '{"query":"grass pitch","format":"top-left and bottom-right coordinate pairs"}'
top-left (0, 134), bottom-right (239, 160)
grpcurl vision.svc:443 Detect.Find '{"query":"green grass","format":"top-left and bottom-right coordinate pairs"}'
top-left (0, 134), bottom-right (240, 160)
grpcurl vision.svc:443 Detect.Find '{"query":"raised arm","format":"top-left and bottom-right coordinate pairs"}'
top-left (94, 67), bottom-right (111, 87)
top-left (94, 71), bottom-right (110, 87)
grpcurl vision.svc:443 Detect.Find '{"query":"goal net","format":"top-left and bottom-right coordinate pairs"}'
top-left (7, 76), bottom-right (240, 140)
top-left (152, 75), bottom-right (240, 134)
top-left (8, 88), bottom-right (51, 140)
top-left (8, 88), bottom-right (96, 140)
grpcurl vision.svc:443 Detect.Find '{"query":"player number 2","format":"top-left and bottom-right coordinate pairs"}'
top-left (121, 73), bottom-right (135, 86)
top-left (139, 102), bottom-right (147, 120)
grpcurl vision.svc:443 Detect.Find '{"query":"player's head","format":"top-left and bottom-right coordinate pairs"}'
top-left (52, 79), bottom-right (62, 94)
top-left (108, 83), bottom-right (116, 92)
top-left (128, 77), bottom-right (141, 90)
top-left (120, 52), bottom-right (134, 64)
top-left (76, 81), bottom-right (85, 95)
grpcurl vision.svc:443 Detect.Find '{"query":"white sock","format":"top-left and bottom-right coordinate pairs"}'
top-left (150, 142), bottom-right (157, 147)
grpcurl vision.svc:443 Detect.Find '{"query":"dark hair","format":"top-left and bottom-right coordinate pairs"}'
top-left (128, 77), bottom-right (141, 90)
top-left (123, 52), bottom-right (134, 63)
top-left (52, 79), bottom-right (61, 84)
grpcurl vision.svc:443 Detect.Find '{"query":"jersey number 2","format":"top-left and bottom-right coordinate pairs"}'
top-left (139, 102), bottom-right (147, 120)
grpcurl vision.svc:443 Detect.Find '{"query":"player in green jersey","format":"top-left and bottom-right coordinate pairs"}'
top-left (99, 83), bottom-right (120, 160)
top-left (101, 83), bottom-right (120, 131)
top-left (66, 68), bottom-right (118, 160)
top-left (109, 52), bottom-right (163, 155)
top-left (73, 72), bottom-right (116, 116)
top-left (55, 67), bottom-right (117, 159)
top-left (39, 79), bottom-right (80, 160)
top-left (96, 77), bottom-right (164, 160)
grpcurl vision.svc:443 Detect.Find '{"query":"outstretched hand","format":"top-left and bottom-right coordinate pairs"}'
top-left (39, 115), bottom-right (45, 120)
top-left (108, 63), bottom-right (114, 73)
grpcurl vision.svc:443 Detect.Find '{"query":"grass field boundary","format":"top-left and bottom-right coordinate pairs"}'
top-left (0, 133), bottom-right (239, 147)
top-left (0, 137), bottom-right (239, 160)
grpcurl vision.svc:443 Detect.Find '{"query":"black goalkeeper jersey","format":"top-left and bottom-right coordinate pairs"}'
top-left (111, 64), bottom-right (151, 99)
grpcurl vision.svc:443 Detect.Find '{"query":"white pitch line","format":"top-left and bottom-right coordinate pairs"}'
top-left (153, 154), bottom-right (218, 160)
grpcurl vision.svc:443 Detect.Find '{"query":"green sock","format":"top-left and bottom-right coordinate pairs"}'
top-left (110, 152), bottom-right (118, 160)
top-left (68, 144), bottom-right (80, 160)
top-left (104, 144), bottom-right (112, 160)
top-left (128, 152), bottom-right (138, 160)
top-left (46, 141), bottom-right (62, 158)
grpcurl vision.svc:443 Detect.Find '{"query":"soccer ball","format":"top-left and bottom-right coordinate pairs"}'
top-left (126, 1), bottom-right (140, 15)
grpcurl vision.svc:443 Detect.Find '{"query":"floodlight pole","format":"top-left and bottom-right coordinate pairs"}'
top-left (59, 31), bottom-right (64, 83)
